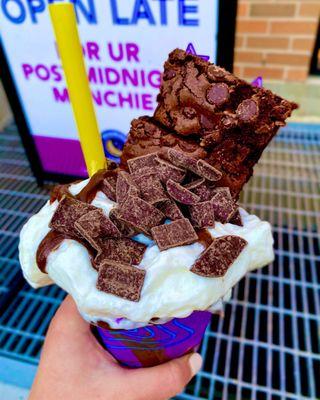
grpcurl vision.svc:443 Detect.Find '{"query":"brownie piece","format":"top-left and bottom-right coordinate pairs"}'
top-left (120, 49), bottom-right (297, 198)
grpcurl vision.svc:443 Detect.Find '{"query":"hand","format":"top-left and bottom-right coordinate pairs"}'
top-left (29, 296), bottom-right (202, 400)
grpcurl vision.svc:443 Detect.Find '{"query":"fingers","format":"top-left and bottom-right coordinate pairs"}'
top-left (127, 353), bottom-right (202, 400)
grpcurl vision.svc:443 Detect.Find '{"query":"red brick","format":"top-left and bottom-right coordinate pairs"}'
top-left (250, 4), bottom-right (296, 17)
top-left (235, 50), bottom-right (264, 64)
top-left (237, 20), bottom-right (268, 34)
top-left (271, 21), bottom-right (317, 35)
top-left (299, 2), bottom-right (320, 17)
top-left (243, 66), bottom-right (284, 80)
top-left (266, 53), bottom-right (310, 66)
top-left (237, 2), bottom-right (249, 17)
top-left (292, 38), bottom-right (316, 52)
top-left (233, 66), bottom-right (243, 78)
top-left (235, 35), bottom-right (245, 48)
top-left (247, 36), bottom-right (289, 50)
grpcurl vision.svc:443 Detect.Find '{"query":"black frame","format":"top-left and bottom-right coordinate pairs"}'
top-left (0, 0), bottom-right (237, 184)
top-left (310, 18), bottom-right (320, 76)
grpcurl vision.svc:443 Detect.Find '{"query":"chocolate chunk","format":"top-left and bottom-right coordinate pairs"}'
top-left (118, 196), bottom-right (164, 235)
top-left (156, 157), bottom-right (186, 184)
top-left (206, 83), bottom-right (230, 106)
top-left (167, 149), bottom-right (199, 175)
top-left (133, 173), bottom-right (167, 204)
top-left (130, 166), bottom-right (155, 179)
top-left (236, 99), bottom-right (259, 122)
top-left (75, 209), bottom-right (121, 250)
top-left (197, 159), bottom-right (222, 182)
top-left (211, 191), bottom-right (237, 223)
top-left (50, 196), bottom-right (96, 238)
top-left (116, 171), bottom-right (140, 204)
top-left (192, 181), bottom-right (216, 201)
top-left (158, 199), bottom-right (184, 221)
top-left (189, 201), bottom-right (215, 228)
top-left (97, 261), bottom-right (145, 302)
top-left (100, 177), bottom-right (117, 202)
top-left (212, 186), bottom-right (233, 199)
top-left (151, 219), bottom-right (198, 251)
top-left (109, 208), bottom-right (137, 237)
top-left (229, 209), bottom-right (243, 226)
top-left (184, 178), bottom-right (205, 190)
top-left (191, 235), bottom-right (248, 277)
top-left (94, 238), bottom-right (146, 267)
top-left (167, 179), bottom-right (200, 205)
top-left (127, 152), bottom-right (159, 173)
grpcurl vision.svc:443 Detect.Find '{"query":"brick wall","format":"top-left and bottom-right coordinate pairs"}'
top-left (234, 0), bottom-right (320, 81)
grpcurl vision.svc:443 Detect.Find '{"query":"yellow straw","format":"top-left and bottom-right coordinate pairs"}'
top-left (49, 3), bottom-right (106, 177)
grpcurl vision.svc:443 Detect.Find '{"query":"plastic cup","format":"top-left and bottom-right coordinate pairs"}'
top-left (95, 311), bottom-right (211, 368)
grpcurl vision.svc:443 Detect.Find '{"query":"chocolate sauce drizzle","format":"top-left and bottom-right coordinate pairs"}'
top-left (36, 169), bottom-right (113, 273)
top-left (196, 228), bottom-right (214, 249)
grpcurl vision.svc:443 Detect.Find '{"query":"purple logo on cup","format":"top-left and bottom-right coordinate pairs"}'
top-left (101, 129), bottom-right (126, 162)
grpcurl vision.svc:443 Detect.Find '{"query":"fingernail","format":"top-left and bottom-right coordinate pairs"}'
top-left (189, 353), bottom-right (202, 375)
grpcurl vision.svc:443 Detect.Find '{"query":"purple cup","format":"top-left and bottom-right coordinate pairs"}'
top-left (95, 311), bottom-right (211, 368)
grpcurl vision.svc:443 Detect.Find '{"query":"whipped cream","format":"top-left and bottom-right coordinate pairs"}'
top-left (19, 179), bottom-right (274, 329)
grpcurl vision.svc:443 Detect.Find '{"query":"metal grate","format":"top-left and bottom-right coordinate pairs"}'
top-left (0, 124), bottom-right (319, 399)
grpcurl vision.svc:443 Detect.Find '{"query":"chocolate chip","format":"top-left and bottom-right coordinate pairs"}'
top-left (191, 235), bottom-right (248, 277)
top-left (236, 99), bottom-right (259, 122)
top-left (151, 219), bottom-right (198, 251)
top-left (133, 173), bottom-right (167, 204)
top-left (229, 209), bottom-right (243, 226)
top-left (75, 209), bottom-right (121, 250)
top-left (50, 196), bottom-right (97, 239)
top-left (127, 152), bottom-right (159, 173)
top-left (156, 157), bottom-right (186, 184)
top-left (183, 107), bottom-right (197, 119)
top-left (116, 171), bottom-right (140, 204)
top-left (197, 159), bottom-right (222, 182)
top-left (97, 261), bottom-right (145, 302)
top-left (206, 83), bottom-right (230, 106)
top-left (94, 238), bottom-right (146, 268)
top-left (189, 201), bottom-right (215, 228)
top-left (158, 199), bottom-right (184, 221)
top-left (167, 179), bottom-right (200, 205)
top-left (118, 196), bottom-right (164, 235)
top-left (163, 69), bottom-right (176, 81)
top-left (211, 191), bottom-right (237, 223)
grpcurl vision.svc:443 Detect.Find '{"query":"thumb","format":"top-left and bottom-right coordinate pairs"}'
top-left (127, 352), bottom-right (202, 400)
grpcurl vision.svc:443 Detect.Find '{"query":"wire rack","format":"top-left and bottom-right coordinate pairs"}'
top-left (0, 124), bottom-right (319, 399)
